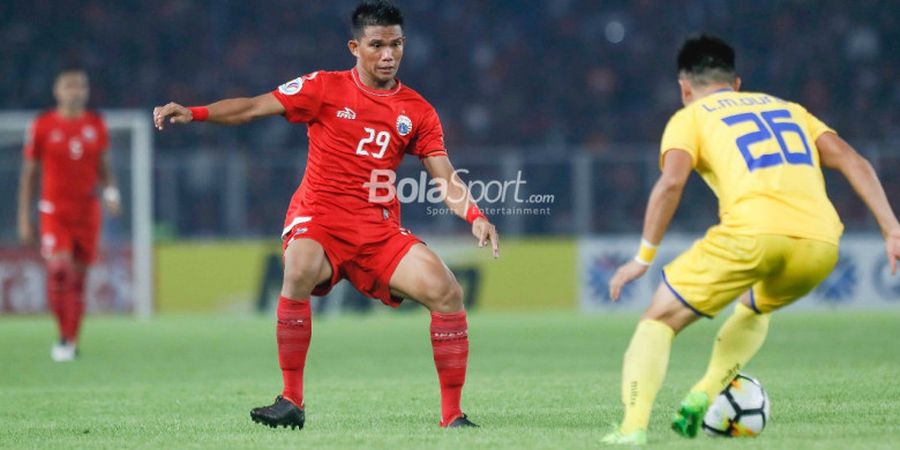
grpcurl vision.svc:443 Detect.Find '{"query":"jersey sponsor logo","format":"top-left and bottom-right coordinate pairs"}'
top-left (337, 107), bottom-right (356, 120)
top-left (278, 71), bottom-right (319, 96)
top-left (396, 114), bottom-right (412, 136)
top-left (82, 125), bottom-right (97, 141)
top-left (69, 138), bottom-right (84, 160)
top-left (281, 216), bottom-right (312, 238)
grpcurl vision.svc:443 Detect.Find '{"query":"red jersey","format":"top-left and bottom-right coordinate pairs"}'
top-left (23, 110), bottom-right (108, 219)
top-left (272, 69), bottom-right (446, 235)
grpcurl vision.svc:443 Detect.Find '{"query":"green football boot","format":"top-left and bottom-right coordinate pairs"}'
top-left (671, 391), bottom-right (709, 438)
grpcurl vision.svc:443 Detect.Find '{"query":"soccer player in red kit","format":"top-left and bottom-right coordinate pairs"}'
top-left (17, 68), bottom-right (122, 362)
top-left (153, 1), bottom-right (498, 429)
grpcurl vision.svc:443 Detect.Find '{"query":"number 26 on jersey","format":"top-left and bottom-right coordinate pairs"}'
top-left (723, 109), bottom-right (813, 172)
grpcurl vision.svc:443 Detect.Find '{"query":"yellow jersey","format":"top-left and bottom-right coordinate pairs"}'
top-left (660, 90), bottom-right (843, 245)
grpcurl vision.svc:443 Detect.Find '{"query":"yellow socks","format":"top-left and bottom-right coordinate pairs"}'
top-left (691, 303), bottom-right (771, 401)
top-left (616, 304), bottom-right (770, 434)
top-left (619, 319), bottom-right (675, 434)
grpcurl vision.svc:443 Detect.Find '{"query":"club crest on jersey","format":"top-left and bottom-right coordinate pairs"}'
top-left (69, 138), bottom-right (84, 160)
top-left (396, 114), bottom-right (412, 136)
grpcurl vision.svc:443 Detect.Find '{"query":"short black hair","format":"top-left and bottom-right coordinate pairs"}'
top-left (351, 1), bottom-right (404, 38)
top-left (56, 65), bottom-right (87, 80)
top-left (677, 34), bottom-right (736, 85)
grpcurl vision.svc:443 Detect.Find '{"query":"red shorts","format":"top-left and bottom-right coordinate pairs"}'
top-left (281, 207), bottom-right (422, 307)
top-left (39, 201), bottom-right (101, 264)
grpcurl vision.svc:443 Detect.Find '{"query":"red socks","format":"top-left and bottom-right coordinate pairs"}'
top-left (63, 271), bottom-right (86, 343)
top-left (46, 260), bottom-right (85, 343)
top-left (431, 310), bottom-right (469, 426)
top-left (277, 296), bottom-right (312, 407)
top-left (46, 259), bottom-right (70, 336)
top-left (274, 298), bottom-right (468, 423)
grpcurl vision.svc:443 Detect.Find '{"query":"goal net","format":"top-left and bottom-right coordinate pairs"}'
top-left (0, 110), bottom-right (153, 318)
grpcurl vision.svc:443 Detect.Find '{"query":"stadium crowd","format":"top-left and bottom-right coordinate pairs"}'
top-left (2, 0), bottom-right (897, 236)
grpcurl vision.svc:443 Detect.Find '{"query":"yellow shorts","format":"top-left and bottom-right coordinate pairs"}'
top-left (662, 227), bottom-right (839, 317)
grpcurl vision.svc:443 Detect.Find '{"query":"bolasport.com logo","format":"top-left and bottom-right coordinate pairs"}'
top-left (363, 169), bottom-right (554, 217)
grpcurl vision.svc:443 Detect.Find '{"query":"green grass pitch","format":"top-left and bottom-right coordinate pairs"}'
top-left (2, 309), bottom-right (900, 449)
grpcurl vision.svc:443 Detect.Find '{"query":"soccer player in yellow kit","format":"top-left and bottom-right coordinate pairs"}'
top-left (602, 35), bottom-right (900, 445)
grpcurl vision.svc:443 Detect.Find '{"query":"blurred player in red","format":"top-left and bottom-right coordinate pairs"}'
top-left (17, 68), bottom-right (122, 362)
top-left (153, 1), bottom-right (498, 429)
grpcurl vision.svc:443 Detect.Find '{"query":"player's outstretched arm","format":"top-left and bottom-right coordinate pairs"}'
top-left (153, 93), bottom-right (285, 130)
top-left (609, 149), bottom-right (692, 300)
top-left (817, 132), bottom-right (900, 273)
top-left (422, 155), bottom-right (500, 258)
top-left (16, 159), bottom-right (39, 245)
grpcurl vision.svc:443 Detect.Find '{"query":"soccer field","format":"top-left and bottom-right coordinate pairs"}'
top-left (2, 309), bottom-right (899, 449)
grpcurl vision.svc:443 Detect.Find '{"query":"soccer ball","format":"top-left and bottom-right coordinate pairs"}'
top-left (702, 373), bottom-right (770, 437)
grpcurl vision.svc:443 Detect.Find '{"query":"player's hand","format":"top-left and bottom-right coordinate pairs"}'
top-left (17, 218), bottom-right (36, 246)
top-left (153, 102), bottom-right (193, 130)
top-left (886, 228), bottom-right (900, 275)
top-left (472, 217), bottom-right (500, 258)
top-left (102, 186), bottom-right (122, 216)
top-left (104, 197), bottom-right (122, 217)
top-left (609, 260), bottom-right (649, 301)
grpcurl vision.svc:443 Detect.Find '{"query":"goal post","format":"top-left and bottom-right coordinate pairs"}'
top-left (0, 109), bottom-right (154, 318)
